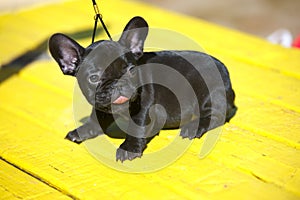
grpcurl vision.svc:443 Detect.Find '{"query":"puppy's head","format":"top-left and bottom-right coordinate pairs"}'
top-left (49, 16), bottom-right (148, 113)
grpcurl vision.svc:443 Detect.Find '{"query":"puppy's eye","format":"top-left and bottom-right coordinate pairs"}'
top-left (127, 65), bottom-right (136, 77)
top-left (89, 74), bottom-right (100, 83)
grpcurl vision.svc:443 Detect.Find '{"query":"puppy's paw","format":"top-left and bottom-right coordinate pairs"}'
top-left (65, 129), bottom-right (83, 144)
top-left (180, 128), bottom-right (196, 140)
top-left (116, 148), bottom-right (142, 162)
top-left (195, 127), bottom-right (207, 139)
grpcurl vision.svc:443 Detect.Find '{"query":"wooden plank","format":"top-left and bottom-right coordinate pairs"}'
top-left (0, 72), bottom-right (299, 198)
top-left (231, 95), bottom-right (300, 148)
top-left (221, 55), bottom-right (300, 112)
top-left (0, 108), bottom-right (299, 200)
top-left (0, 160), bottom-right (71, 199)
top-left (0, 75), bottom-right (74, 134)
top-left (200, 124), bottom-right (300, 196)
top-left (0, 0), bottom-right (91, 64)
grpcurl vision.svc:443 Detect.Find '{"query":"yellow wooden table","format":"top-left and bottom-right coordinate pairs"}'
top-left (0, 0), bottom-right (300, 199)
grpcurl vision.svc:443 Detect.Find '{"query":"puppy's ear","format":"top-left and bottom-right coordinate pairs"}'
top-left (119, 16), bottom-right (148, 59)
top-left (49, 33), bottom-right (85, 76)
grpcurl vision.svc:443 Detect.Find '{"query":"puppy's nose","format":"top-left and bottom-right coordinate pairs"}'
top-left (95, 92), bottom-right (110, 104)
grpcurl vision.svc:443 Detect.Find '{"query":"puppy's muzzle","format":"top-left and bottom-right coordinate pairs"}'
top-left (113, 72), bottom-right (139, 104)
top-left (94, 77), bottom-right (137, 112)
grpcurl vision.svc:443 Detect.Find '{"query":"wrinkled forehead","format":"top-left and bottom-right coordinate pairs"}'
top-left (77, 40), bottom-right (130, 75)
top-left (85, 40), bottom-right (127, 62)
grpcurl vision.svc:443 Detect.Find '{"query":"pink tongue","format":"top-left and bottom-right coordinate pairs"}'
top-left (112, 96), bottom-right (129, 104)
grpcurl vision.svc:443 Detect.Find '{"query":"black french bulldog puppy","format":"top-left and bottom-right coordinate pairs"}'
top-left (49, 16), bottom-right (237, 162)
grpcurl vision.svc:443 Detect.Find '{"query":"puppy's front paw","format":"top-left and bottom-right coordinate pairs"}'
top-left (116, 148), bottom-right (142, 162)
top-left (65, 129), bottom-right (83, 144)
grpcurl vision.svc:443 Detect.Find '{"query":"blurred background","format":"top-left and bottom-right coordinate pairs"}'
top-left (1, 0), bottom-right (300, 39)
top-left (139, 0), bottom-right (300, 38)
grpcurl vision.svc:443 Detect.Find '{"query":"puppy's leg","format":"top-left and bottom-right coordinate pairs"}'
top-left (116, 108), bottom-right (160, 162)
top-left (180, 117), bottom-right (214, 139)
top-left (181, 90), bottom-right (228, 139)
top-left (65, 109), bottom-right (104, 143)
top-left (180, 109), bottom-right (226, 139)
top-left (180, 120), bottom-right (199, 140)
top-left (116, 118), bottom-right (160, 161)
top-left (116, 135), bottom-right (147, 162)
top-left (196, 109), bottom-right (227, 138)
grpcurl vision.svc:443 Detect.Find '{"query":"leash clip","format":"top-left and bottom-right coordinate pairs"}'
top-left (91, 0), bottom-right (112, 43)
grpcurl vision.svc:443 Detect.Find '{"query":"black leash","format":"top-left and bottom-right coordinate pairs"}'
top-left (91, 0), bottom-right (112, 43)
